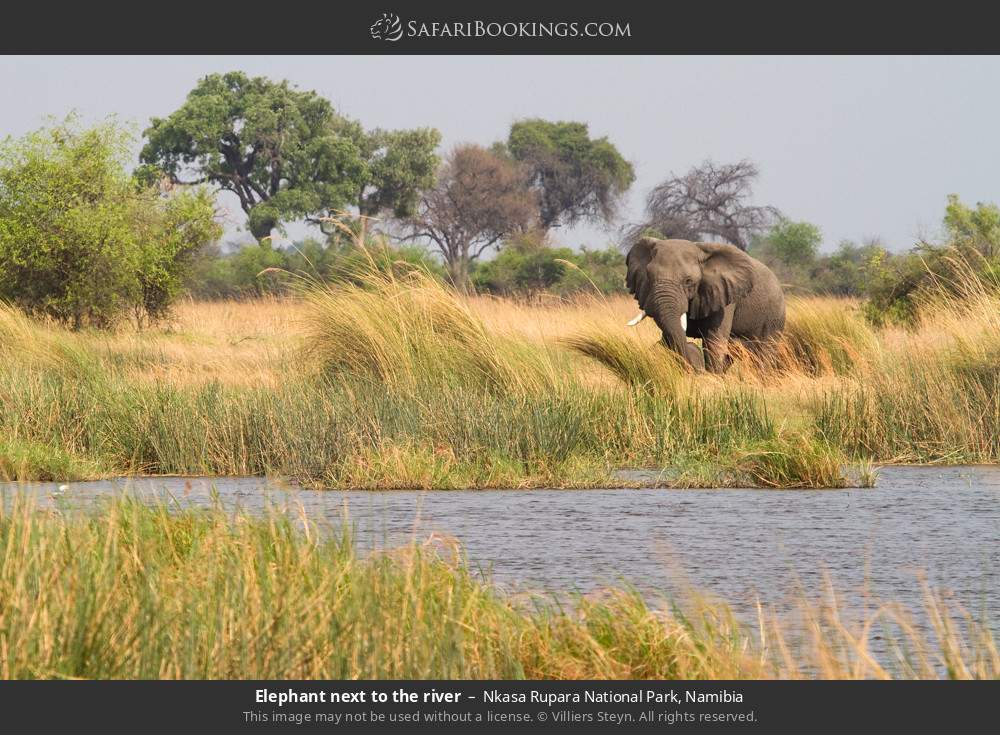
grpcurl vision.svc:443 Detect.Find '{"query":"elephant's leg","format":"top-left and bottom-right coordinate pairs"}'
top-left (701, 306), bottom-right (735, 374)
top-left (684, 341), bottom-right (706, 372)
top-left (658, 338), bottom-right (704, 371)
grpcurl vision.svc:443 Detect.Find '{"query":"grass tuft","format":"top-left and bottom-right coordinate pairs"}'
top-left (561, 330), bottom-right (686, 393)
top-left (301, 267), bottom-right (555, 395)
top-left (779, 297), bottom-right (878, 376)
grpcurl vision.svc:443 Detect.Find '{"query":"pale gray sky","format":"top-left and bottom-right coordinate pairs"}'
top-left (2, 55), bottom-right (997, 252)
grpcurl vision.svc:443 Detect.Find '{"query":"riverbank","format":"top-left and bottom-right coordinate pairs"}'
top-left (1, 266), bottom-right (998, 488)
top-left (0, 496), bottom-right (994, 679)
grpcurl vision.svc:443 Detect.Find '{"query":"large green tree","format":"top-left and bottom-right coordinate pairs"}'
top-left (312, 121), bottom-right (440, 243)
top-left (141, 72), bottom-right (362, 240)
top-left (340, 124), bottom-right (441, 219)
top-left (504, 119), bottom-right (634, 231)
top-left (141, 72), bottom-right (438, 241)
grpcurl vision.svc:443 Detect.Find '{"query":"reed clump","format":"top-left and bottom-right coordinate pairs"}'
top-left (301, 267), bottom-right (556, 395)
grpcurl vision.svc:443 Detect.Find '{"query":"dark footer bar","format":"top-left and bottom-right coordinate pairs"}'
top-left (0, 680), bottom-right (994, 732)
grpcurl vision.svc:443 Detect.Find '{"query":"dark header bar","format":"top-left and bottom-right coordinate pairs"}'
top-left (4, 3), bottom-right (1000, 54)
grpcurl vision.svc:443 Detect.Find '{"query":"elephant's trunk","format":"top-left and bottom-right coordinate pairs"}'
top-left (651, 286), bottom-right (691, 366)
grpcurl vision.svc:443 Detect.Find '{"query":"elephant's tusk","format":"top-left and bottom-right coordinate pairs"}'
top-left (626, 311), bottom-right (646, 327)
top-left (681, 313), bottom-right (687, 331)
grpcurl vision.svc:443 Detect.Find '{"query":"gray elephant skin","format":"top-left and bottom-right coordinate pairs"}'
top-left (625, 237), bottom-right (785, 373)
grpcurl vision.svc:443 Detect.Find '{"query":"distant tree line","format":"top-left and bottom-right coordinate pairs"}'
top-left (2, 69), bottom-right (998, 328)
top-left (183, 229), bottom-right (628, 300)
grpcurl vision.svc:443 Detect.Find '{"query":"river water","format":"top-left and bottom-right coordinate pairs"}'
top-left (4, 466), bottom-right (998, 634)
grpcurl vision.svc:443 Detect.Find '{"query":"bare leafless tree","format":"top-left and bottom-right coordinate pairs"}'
top-left (626, 159), bottom-right (781, 251)
top-left (401, 144), bottom-right (538, 290)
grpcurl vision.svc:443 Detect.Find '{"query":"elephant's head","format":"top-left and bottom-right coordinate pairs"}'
top-left (625, 237), bottom-right (755, 365)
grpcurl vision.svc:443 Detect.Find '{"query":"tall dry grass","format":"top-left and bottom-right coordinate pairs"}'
top-left (3, 248), bottom-right (1000, 485)
top-left (301, 268), bottom-right (558, 395)
top-left (814, 264), bottom-right (1000, 462)
top-left (295, 264), bottom-right (847, 488)
top-left (0, 496), bottom-right (994, 680)
top-left (775, 297), bottom-right (878, 376)
top-left (0, 290), bottom-right (803, 488)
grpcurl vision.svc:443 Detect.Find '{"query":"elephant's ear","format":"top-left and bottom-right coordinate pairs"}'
top-left (625, 237), bottom-right (658, 310)
top-left (690, 242), bottom-right (755, 319)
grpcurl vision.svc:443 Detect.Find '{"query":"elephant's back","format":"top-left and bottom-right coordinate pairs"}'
top-left (732, 259), bottom-right (785, 339)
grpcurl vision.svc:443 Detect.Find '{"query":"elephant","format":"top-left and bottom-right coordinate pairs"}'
top-left (624, 237), bottom-right (785, 373)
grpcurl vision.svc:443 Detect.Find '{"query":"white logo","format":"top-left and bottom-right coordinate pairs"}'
top-left (370, 13), bottom-right (403, 41)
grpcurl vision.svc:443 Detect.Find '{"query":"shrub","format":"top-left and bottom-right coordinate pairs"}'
top-left (552, 246), bottom-right (627, 295)
top-left (0, 117), bottom-right (220, 327)
top-left (809, 239), bottom-right (887, 297)
top-left (473, 235), bottom-right (626, 296)
top-left (308, 236), bottom-right (448, 286)
top-left (473, 236), bottom-right (576, 294)
top-left (863, 196), bottom-right (1000, 326)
